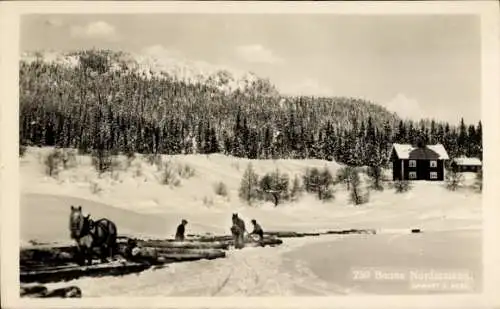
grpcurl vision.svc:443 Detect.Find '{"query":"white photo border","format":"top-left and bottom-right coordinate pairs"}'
top-left (1, 1), bottom-right (499, 309)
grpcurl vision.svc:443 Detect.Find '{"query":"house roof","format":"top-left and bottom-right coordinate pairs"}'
top-left (453, 157), bottom-right (482, 166)
top-left (392, 143), bottom-right (450, 160)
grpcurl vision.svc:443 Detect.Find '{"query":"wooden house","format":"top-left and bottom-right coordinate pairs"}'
top-left (390, 143), bottom-right (450, 181)
top-left (451, 157), bottom-right (482, 173)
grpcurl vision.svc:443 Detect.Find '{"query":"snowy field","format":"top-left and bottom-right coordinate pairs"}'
top-left (19, 147), bottom-right (482, 295)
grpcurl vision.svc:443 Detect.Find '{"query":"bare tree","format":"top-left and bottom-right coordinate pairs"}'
top-left (446, 169), bottom-right (464, 191)
top-left (303, 167), bottom-right (334, 201)
top-left (367, 164), bottom-right (384, 191)
top-left (350, 169), bottom-right (369, 205)
top-left (259, 169), bottom-right (289, 206)
top-left (394, 180), bottom-right (412, 193)
top-left (290, 175), bottom-right (304, 201)
top-left (336, 166), bottom-right (356, 190)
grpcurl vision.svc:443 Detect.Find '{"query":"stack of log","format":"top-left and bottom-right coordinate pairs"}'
top-left (19, 228), bottom-right (376, 293)
top-left (120, 235), bottom-right (283, 264)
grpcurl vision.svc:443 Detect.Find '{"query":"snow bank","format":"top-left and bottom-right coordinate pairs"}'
top-left (20, 147), bottom-right (482, 244)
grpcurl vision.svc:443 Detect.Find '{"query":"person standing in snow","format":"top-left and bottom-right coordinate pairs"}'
top-left (175, 219), bottom-right (188, 241)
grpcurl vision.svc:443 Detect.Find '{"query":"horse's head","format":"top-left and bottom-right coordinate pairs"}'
top-left (69, 205), bottom-right (91, 239)
top-left (232, 213), bottom-right (239, 224)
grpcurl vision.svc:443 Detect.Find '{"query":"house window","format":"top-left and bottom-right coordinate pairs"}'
top-left (430, 172), bottom-right (438, 179)
top-left (409, 160), bottom-right (416, 168)
top-left (430, 160), bottom-right (437, 168)
top-left (409, 172), bottom-right (417, 179)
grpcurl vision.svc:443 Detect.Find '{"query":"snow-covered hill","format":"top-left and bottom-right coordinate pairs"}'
top-left (20, 49), bottom-right (279, 96)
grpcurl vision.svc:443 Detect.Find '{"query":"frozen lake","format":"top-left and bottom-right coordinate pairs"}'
top-left (283, 229), bottom-right (481, 294)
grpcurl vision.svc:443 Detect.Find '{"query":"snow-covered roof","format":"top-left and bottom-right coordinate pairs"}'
top-left (453, 157), bottom-right (482, 166)
top-left (392, 143), bottom-right (450, 160)
top-left (426, 144), bottom-right (450, 160)
top-left (392, 144), bottom-right (413, 159)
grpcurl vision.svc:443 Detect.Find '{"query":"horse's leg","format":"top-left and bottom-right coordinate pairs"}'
top-left (79, 246), bottom-right (86, 265)
top-left (110, 223), bottom-right (118, 260)
top-left (239, 233), bottom-right (244, 249)
top-left (232, 231), bottom-right (238, 249)
top-left (100, 245), bottom-right (109, 263)
top-left (87, 248), bottom-right (93, 266)
top-left (75, 245), bottom-right (85, 266)
top-left (104, 232), bottom-right (116, 261)
top-left (84, 251), bottom-right (90, 266)
top-left (236, 232), bottom-right (242, 249)
top-left (108, 239), bottom-right (115, 260)
top-left (107, 232), bottom-right (116, 260)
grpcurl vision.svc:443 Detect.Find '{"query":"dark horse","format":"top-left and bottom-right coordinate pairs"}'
top-left (69, 205), bottom-right (118, 265)
top-left (231, 213), bottom-right (246, 249)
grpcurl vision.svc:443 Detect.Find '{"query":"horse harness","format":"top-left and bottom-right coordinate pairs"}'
top-left (83, 218), bottom-right (110, 246)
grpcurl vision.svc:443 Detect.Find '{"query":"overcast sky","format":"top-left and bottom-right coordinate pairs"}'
top-left (21, 14), bottom-right (481, 124)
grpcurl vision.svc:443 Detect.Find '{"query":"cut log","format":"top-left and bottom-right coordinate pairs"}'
top-left (264, 231), bottom-right (321, 238)
top-left (325, 229), bottom-right (376, 235)
top-left (21, 262), bottom-right (81, 272)
top-left (186, 235), bottom-right (234, 242)
top-left (145, 247), bottom-right (226, 255)
top-left (20, 285), bottom-right (48, 297)
top-left (44, 286), bottom-right (82, 298)
top-left (20, 246), bottom-right (75, 266)
top-left (159, 251), bottom-right (226, 261)
top-left (20, 260), bottom-right (151, 284)
top-left (21, 284), bottom-right (82, 298)
top-left (128, 247), bottom-right (226, 264)
top-left (135, 236), bottom-right (282, 249)
top-left (20, 244), bottom-right (119, 267)
top-left (244, 237), bottom-right (283, 247)
top-left (134, 239), bottom-right (230, 250)
top-left (264, 229), bottom-right (376, 237)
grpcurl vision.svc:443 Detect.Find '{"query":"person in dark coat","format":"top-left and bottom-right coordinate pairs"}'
top-left (250, 219), bottom-right (264, 245)
top-left (175, 219), bottom-right (188, 241)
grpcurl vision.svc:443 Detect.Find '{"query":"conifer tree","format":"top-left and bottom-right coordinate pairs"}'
top-left (239, 163), bottom-right (260, 205)
top-left (476, 121), bottom-right (483, 160)
top-left (458, 118), bottom-right (467, 156)
top-left (395, 120), bottom-right (406, 143)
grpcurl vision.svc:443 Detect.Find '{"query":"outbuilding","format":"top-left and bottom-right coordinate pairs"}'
top-left (451, 157), bottom-right (482, 173)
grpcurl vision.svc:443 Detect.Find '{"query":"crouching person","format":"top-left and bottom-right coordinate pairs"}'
top-left (250, 219), bottom-right (265, 247)
top-left (175, 219), bottom-right (188, 241)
